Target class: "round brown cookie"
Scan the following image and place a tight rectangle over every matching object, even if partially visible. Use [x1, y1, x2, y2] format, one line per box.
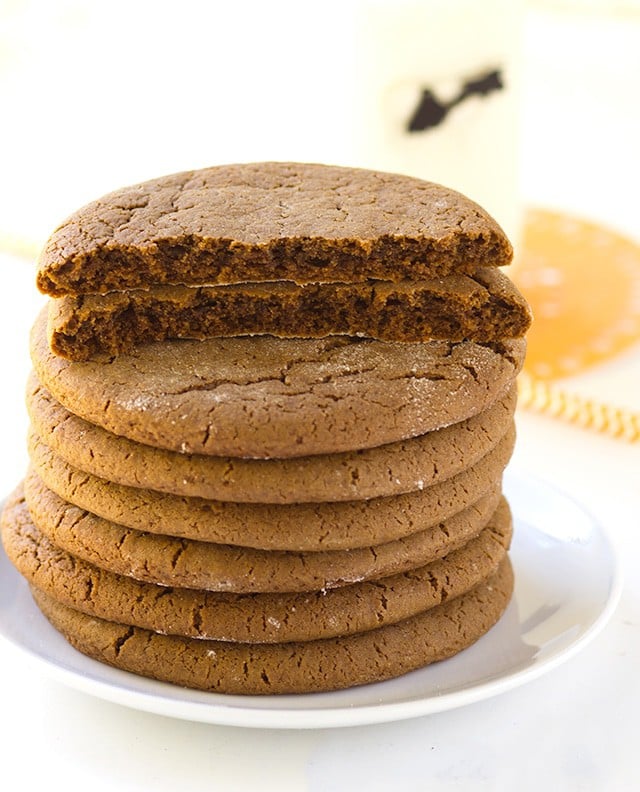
[3, 486, 512, 643]
[30, 307, 526, 458]
[27, 372, 517, 503]
[31, 557, 514, 694]
[24, 472, 502, 593]
[36, 162, 513, 298]
[28, 426, 515, 551]
[47, 269, 531, 361]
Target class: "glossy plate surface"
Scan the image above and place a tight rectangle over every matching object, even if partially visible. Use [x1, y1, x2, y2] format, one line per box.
[0, 469, 621, 729]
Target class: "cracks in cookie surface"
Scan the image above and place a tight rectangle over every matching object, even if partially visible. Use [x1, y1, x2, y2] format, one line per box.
[31, 304, 524, 458]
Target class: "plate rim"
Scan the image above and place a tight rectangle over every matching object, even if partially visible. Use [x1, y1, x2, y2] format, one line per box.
[0, 469, 623, 729]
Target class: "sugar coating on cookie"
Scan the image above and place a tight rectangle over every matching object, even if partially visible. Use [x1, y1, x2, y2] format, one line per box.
[31, 558, 514, 694]
[28, 426, 515, 551]
[37, 162, 513, 297]
[24, 473, 503, 593]
[2, 487, 512, 643]
[27, 373, 517, 503]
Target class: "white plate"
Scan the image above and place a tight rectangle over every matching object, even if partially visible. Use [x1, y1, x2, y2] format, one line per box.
[0, 469, 622, 729]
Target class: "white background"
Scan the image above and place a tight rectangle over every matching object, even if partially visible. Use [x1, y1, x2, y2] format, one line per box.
[0, 2, 639, 789]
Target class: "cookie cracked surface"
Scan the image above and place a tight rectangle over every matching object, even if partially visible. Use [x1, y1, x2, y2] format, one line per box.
[2, 485, 512, 644]
[28, 426, 515, 551]
[30, 558, 514, 694]
[27, 374, 517, 503]
[37, 162, 513, 297]
[23, 472, 503, 593]
[31, 307, 526, 458]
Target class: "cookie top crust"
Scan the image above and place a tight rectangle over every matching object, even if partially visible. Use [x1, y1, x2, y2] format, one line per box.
[30, 307, 525, 458]
[36, 162, 513, 296]
[27, 373, 516, 503]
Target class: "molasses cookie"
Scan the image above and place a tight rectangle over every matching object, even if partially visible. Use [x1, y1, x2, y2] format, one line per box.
[37, 162, 513, 297]
[31, 557, 514, 694]
[31, 307, 526, 458]
[28, 426, 515, 551]
[3, 486, 512, 643]
[48, 268, 531, 361]
[24, 473, 502, 593]
[27, 373, 517, 502]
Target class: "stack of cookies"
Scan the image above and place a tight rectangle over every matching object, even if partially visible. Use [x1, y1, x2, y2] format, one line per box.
[1, 163, 530, 694]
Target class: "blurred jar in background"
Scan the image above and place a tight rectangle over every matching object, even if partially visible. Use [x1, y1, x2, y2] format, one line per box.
[351, 0, 523, 248]
[520, 0, 640, 236]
